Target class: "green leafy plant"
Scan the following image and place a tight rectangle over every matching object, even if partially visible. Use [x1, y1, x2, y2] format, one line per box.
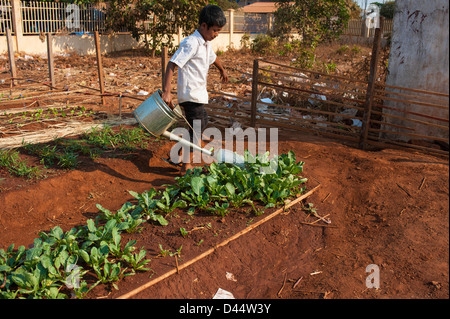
[122, 249, 151, 272]
[0, 149, 41, 178]
[179, 227, 189, 237]
[155, 189, 187, 215]
[129, 189, 169, 226]
[0, 150, 308, 299]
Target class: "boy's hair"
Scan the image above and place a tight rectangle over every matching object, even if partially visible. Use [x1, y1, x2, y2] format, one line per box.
[199, 5, 227, 28]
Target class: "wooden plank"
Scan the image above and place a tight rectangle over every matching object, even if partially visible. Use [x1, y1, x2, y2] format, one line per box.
[259, 67, 369, 93]
[0, 118, 137, 150]
[161, 47, 168, 90]
[371, 109, 449, 131]
[256, 118, 360, 143]
[371, 101, 449, 123]
[250, 58, 259, 127]
[257, 80, 367, 110]
[94, 31, 106, 105]
[259, 58, 369, 85]
[366, 137, 449, 157]
[374, 93, 449, 110]
[374, 88, 449, 107]
[376, 81, 450, 98]
[116, 185, 321, 299]
[359, 19, 383, 150]
[209, 90, 252, 102]
[254, 100, 364, 122]
[256, 113, 360, 137]
[368, 127, 449, 143]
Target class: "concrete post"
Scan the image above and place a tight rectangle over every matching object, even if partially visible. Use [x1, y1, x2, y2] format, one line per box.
[10, 0, 24, 52]
[228, 9, 234, 49]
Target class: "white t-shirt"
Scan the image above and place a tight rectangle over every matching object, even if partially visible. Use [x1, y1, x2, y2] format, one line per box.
[170, 29, 217, 104]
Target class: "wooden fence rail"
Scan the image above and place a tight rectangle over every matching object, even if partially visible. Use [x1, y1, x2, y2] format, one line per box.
[206, 22, 448, 157]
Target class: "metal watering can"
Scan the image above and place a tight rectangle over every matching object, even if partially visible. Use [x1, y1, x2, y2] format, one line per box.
[133, 90, 245, 165]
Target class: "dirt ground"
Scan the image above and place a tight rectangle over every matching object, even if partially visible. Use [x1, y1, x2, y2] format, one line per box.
[0, 45, 448, 300]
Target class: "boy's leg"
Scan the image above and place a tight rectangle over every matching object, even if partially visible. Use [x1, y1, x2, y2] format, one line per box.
[179, 102, 208, 174]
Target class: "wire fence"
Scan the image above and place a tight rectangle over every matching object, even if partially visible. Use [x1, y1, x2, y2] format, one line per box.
[0, 0, 12, 34]
[21, 1, 107, 35]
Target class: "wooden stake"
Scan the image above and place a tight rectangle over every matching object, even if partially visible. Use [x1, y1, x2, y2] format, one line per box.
[119, 94, 122, 118]
[418, 177, 426, 190]
[250, 58, 260, 127]
[397, 183, 412, 197]
[293, 276, 303, 289]
[277, 272, 287, 297]
[46, 33, 55, 90]
[116, 184, 321, 299]
[94, 31, 106, 106]
[298, 221, 338, 228]
[321, 193, 331, 203]
[6, 29, 17, 87]
[161, 47, 168, 91]
[359, 17, 384, 150]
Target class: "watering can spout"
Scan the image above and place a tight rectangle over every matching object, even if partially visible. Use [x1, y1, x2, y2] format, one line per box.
[133, 90, 245, 166]
[162, 131, 245, 166]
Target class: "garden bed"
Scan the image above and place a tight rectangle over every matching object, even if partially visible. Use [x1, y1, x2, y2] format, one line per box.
[0, 48, 448, 299]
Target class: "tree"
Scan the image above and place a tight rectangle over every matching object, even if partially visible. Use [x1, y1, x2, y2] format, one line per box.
[105, 0, 210, 55]
[39, 0, 101, 4]
[372, 1, 396, 19]
[273, 0, 351, 45]
[215, 0, 239, 11]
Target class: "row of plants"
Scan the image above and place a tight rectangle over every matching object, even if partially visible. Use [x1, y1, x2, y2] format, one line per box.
[0, 150, 308, 299]
[0, 202, 150, 299]
[1, 106, 95, 126]
[128, 150, 308, 225]
[0, 126, 154, 176]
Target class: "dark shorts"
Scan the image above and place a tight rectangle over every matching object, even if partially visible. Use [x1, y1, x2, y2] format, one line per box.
[180, 101, 208, 143]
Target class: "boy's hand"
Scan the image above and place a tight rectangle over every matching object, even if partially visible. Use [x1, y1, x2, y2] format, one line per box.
[220, 69, 229, 83]
[161, 90, 174, 109]
[214, 58, 228, 83]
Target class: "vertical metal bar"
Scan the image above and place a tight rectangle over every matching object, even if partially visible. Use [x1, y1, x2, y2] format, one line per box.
[250, 58, 259, 127]
[50, 1, 54, 33]
[359, 17, 384, 149]
[94, 31, 106, 106]
[22, 0, 26, 34]
[47, 33, 55, 89]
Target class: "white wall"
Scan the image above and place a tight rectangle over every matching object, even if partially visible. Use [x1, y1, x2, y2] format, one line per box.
[0, 31, 255, 56]
[382, 0, 449, 141]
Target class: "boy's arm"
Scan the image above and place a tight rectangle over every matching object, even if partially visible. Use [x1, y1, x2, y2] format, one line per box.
[162, 61, 177, 109]
[213, 58, 228, 83]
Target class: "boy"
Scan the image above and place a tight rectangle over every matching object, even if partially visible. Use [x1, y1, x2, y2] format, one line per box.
[161, 4, 228, 175]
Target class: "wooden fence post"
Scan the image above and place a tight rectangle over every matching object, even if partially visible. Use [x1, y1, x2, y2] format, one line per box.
[250, 58, 260, 127]
[94, 31, 106, 106]
[161, 47, 168, 91]
[6, 29, 17, 87]
[46, 33, 55, 89]
[359, 17, 384, 150]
